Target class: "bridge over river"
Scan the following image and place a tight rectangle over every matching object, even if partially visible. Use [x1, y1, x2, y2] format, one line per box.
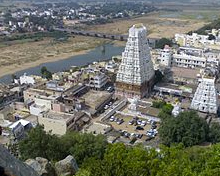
[54, 27, 159, 47]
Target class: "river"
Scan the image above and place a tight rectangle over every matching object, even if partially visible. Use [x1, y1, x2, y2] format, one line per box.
[0, 44, 124, 84]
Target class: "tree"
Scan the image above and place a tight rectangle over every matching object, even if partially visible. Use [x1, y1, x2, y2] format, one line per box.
[162, 104, 173, 115]
[40, 66, 47, 75]
[208, 122, 220, 144]
[61, 132, 107, 165]
[19, 125, 65, 161]
[152, 100, 166, 108]
[19, 126, 107, 165]
[159, 111, 209, 147]
[155, 38, 173, 49]
[77, 143, 220, 176]
[40, 66, 52, 80]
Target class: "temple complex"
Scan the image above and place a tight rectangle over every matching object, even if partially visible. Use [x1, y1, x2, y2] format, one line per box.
[115, 24, 155, 99]
[190, 77, 218, 114]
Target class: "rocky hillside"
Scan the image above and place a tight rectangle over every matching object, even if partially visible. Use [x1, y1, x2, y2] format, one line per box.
[0, 144, 39, 176]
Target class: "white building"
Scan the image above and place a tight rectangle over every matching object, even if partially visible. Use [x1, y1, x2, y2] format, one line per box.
[190, 77, 218, 114]
[173, 47, 220, 69]
[19, 73, 36, 85]
[157, 45, 172, 67]
[87, 73, 108, 90]
[175, 32, 220, 49]
[115, 24, 155, 98]
[29, 104, 47, 116]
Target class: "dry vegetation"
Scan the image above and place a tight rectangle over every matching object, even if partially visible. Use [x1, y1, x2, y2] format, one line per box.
[86, 12, 208, 38]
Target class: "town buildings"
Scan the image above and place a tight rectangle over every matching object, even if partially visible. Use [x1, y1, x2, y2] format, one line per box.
[115, 24, 155, 99]
[175, 30, 220, 49]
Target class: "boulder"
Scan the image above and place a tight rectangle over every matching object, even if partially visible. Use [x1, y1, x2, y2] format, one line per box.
[25, 157, 55, 176]
[0, 144, 39, 176]
[55, 155, 78, 176]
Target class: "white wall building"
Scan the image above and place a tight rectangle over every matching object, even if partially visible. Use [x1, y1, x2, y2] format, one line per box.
[190, 78, 218, 114]
[172, 47, 220, 69]
[19, 73, 36, 85]
[157, 45, 172, 67]
[175, 32, 220, 49]
[87, 73, 108, 89]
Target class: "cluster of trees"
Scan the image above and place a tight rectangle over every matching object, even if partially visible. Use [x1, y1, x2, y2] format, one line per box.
[155, 38, 174, 49]
[19, 123, 220, 175]
[76, 143, 220, 176]
[19, 125, 107, 165]
[0, 31, 69, 43]
[40, 66, 52, 80]
[195, 18, 220, 35]
[83, 2, 156, 17]
[159, 110, 220, 147]
[152, 100, 174, 118]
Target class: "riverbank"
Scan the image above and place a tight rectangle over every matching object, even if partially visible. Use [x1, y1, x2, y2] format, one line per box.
[0, 35, 111, 78]
[0, 44, 124, 84]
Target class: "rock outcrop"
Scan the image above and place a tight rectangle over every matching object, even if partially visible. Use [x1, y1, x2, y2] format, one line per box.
[25, 157, 55, 176]
[0, 144, 39, 176]
[55, 155, 78, 176]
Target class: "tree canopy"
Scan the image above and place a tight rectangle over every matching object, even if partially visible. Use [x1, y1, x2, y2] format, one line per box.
[40, 66, 52, 80]
[76, 143, 220, 176]
[155, 38, 173, 49]
[159, 111, 209, 147]
[19, 125, 107, 165]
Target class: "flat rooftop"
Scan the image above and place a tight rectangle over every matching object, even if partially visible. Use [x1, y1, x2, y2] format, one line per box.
[171, 67, 200, 79]
[82, 90, 112, 109]
[42, 110, 85, 121]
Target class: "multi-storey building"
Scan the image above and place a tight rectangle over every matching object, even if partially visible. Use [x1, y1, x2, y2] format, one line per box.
[173, 47, 220, 69]
[157, 45, 172, 67]
[115, 24, 155, 99]
[190, 77, 218, 114]
[86, 72, 108, 90]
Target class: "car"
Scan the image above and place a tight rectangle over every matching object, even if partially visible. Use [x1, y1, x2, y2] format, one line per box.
[141, 121, 146, 127]
[109, 101, 113, 106]
[137, 120, 142, 125]
[128, 120, 134, 125]
[130, 133, 136, 137]
[117, 119, 124, 125]
[104, 105, 109, 110]
[110, 116, 115, 122]
[124, 132, 130, 138]
[114, 117, 119, 122]
[136, 126, 144, 130]
[135, 134, 143, 139]
[152, 124, 157, 129]
[151, 120, 156, 125]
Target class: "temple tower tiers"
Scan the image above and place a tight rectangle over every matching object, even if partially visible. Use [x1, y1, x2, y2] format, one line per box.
[190, 78, 218, 114]
[115, 24, 155, 99]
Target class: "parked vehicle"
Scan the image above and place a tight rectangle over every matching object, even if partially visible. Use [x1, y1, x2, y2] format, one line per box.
[136, 126, 144, 130]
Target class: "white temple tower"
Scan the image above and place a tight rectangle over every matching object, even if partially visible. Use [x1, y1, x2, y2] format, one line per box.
[190, 78, 218, 114]
[115, 24, 155, 98]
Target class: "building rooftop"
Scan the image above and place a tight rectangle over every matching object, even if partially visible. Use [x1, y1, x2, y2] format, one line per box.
[41, 110, 85, 122]
[171, 67, 200, 79]
[82, 90, 112, 109]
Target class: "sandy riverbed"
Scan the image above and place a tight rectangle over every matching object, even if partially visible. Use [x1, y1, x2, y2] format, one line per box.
[0, 36, 106, 78]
